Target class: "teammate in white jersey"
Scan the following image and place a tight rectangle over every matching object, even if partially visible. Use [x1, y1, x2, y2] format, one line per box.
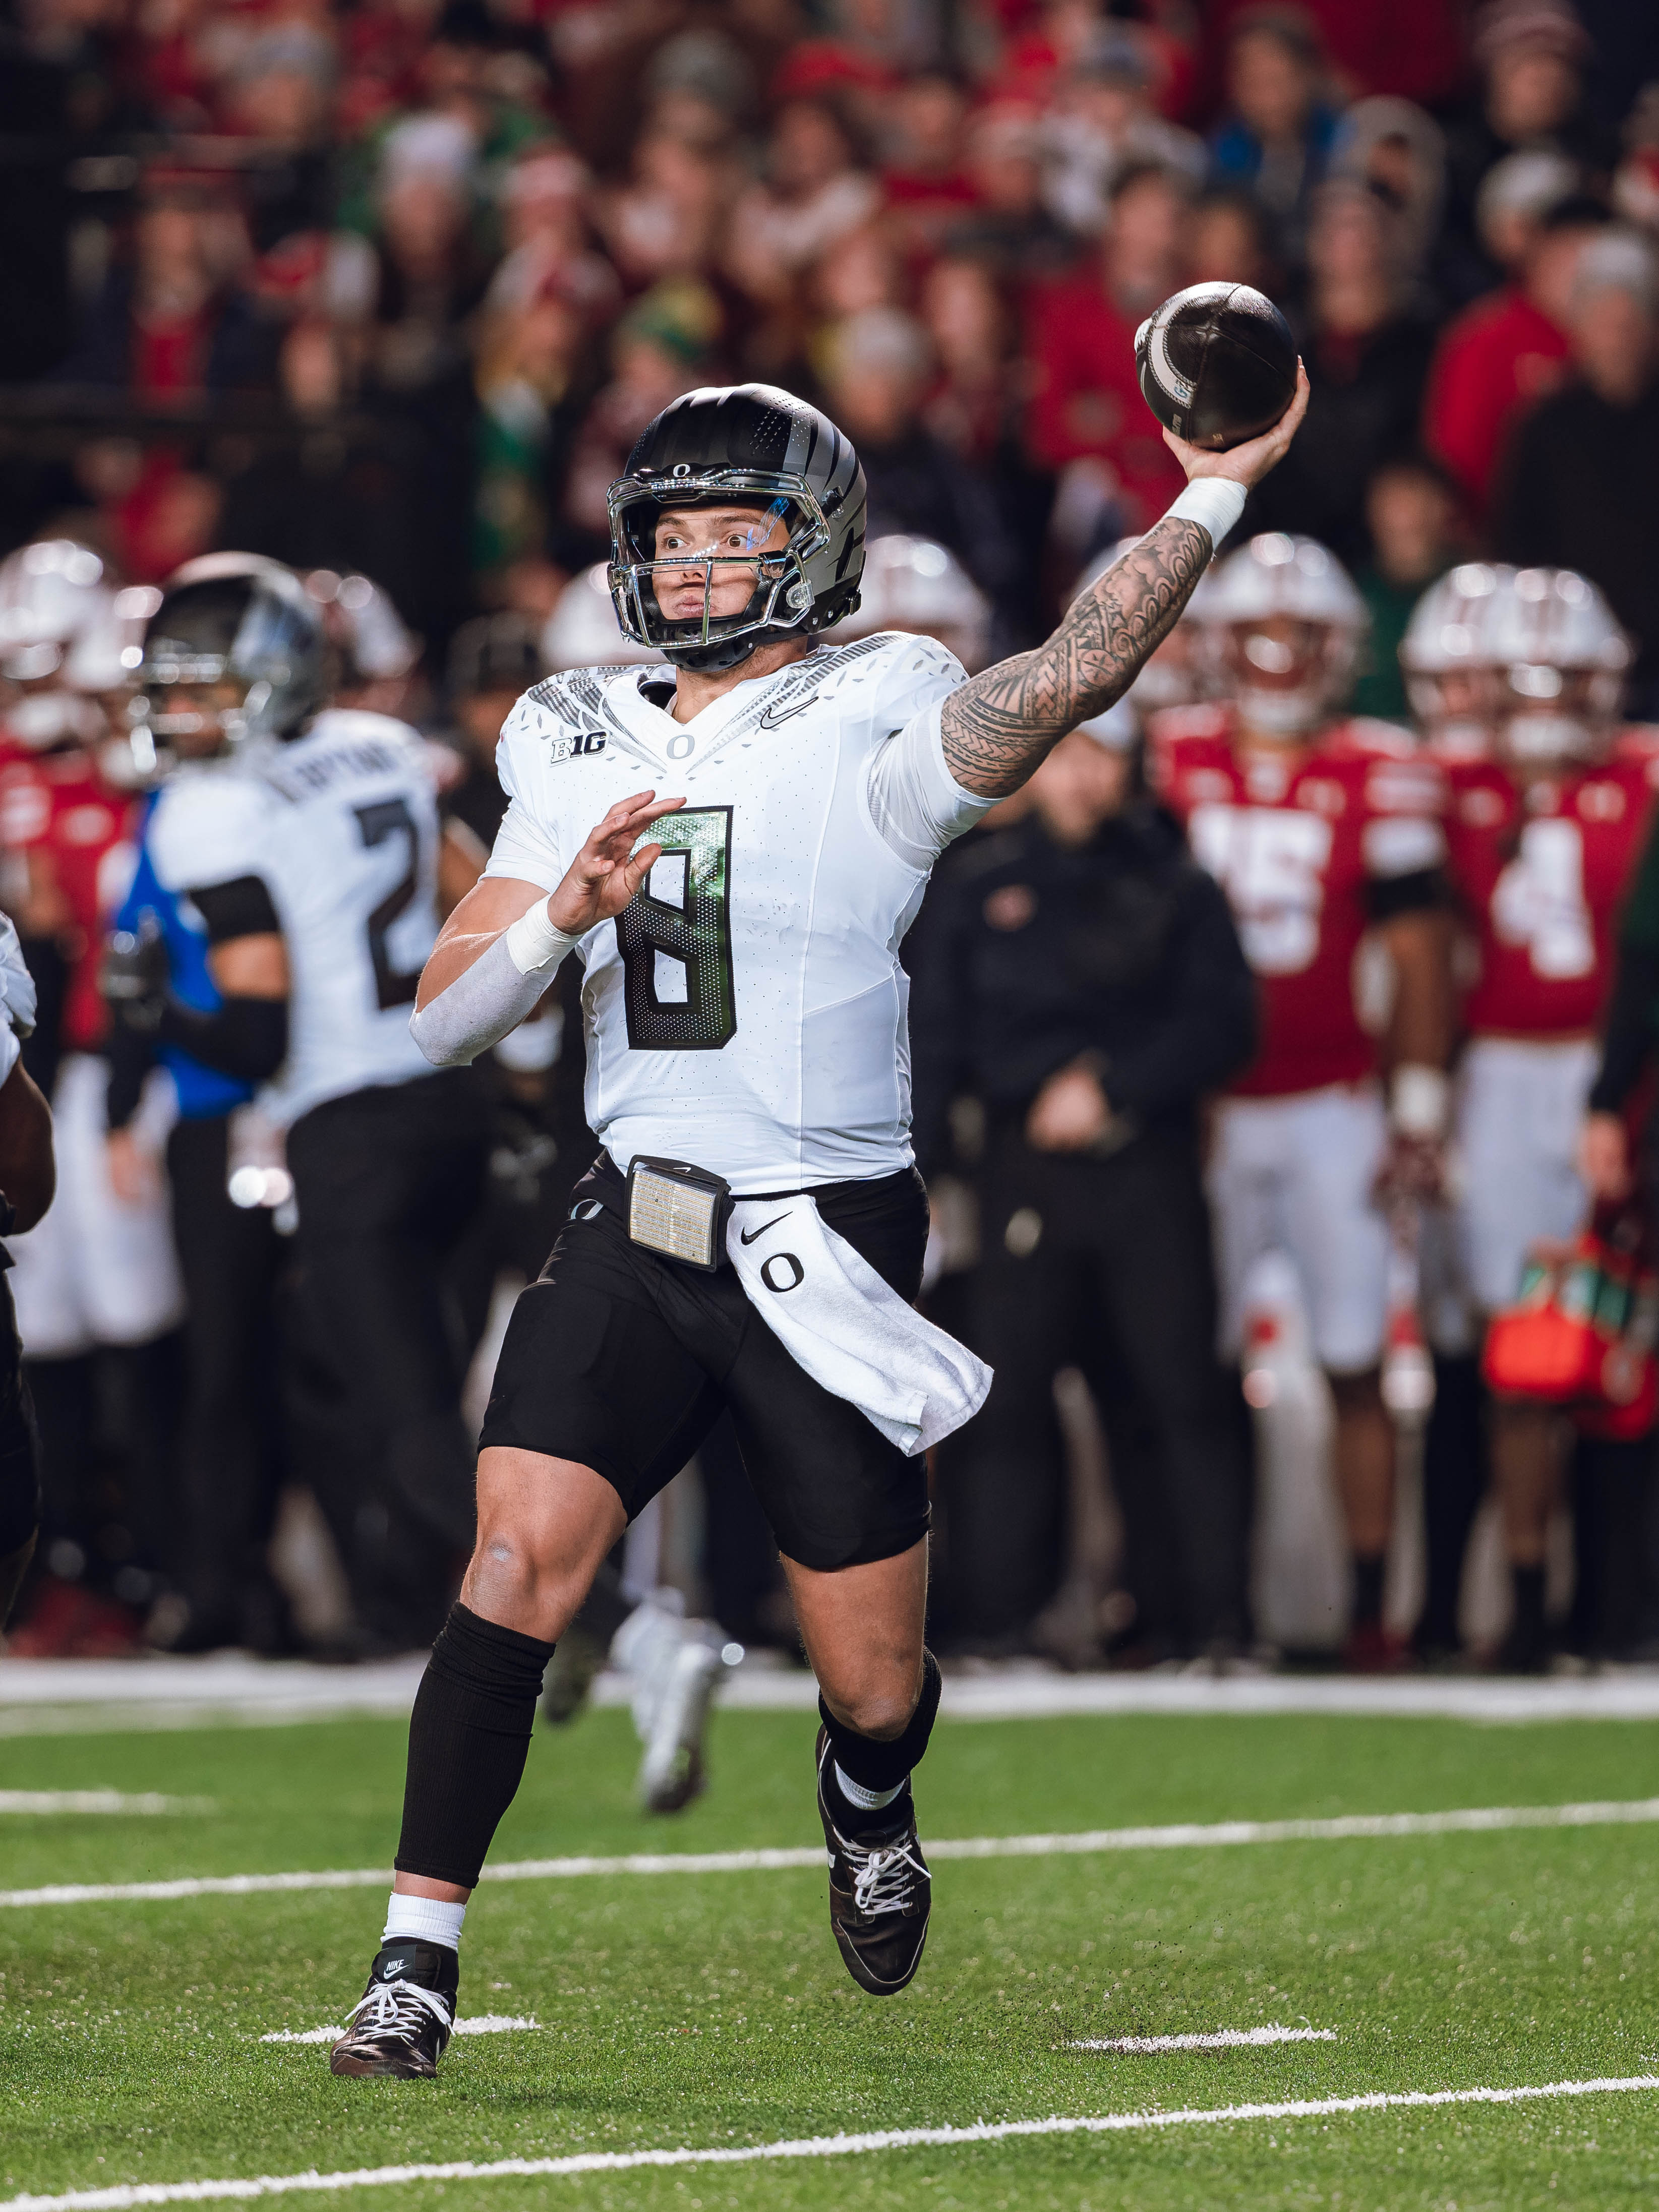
[118, 557, 490, 1632]
[328, 373, 1309, 2080]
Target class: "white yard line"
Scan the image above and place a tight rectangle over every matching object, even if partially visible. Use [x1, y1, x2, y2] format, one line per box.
[16, 1653, 1659, 1729]
[7, 1795, 1659, 1911]
[4, 2075, 1656, 2210]
[1072, 2025, 1336, 2053]
[260, 2018, 537, 2046]
[0, 1792, 213, 1816]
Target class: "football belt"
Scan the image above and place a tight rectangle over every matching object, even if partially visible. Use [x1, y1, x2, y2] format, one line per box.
[625, 1155, 733, 1273]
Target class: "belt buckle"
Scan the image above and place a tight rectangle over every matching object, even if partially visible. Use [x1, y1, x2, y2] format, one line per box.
[626, 1155, 732, 1272]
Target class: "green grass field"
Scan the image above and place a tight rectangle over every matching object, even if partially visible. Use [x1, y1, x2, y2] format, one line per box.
[5, 1703, 1659, 2210]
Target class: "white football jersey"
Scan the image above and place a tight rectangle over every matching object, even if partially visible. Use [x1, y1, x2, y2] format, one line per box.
[484, 631, 985, 1191]
[148, 709, 443, 1126]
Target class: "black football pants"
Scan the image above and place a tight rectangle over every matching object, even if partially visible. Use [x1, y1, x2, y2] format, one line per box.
[940, 1125, 1251, 1652]
[285, 1070, 491, 1576]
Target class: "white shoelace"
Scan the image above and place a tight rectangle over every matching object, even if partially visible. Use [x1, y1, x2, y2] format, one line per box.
[342, 1978, 453, 2045]
[848, 1836, 927, 1918]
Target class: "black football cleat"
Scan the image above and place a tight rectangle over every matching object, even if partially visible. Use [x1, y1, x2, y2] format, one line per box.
[815, 1727, 931, 1996]
[329, 1939, 457, 2079]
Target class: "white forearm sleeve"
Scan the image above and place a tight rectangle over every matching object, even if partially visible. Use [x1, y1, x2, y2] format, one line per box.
[408, 915, 576, 1068]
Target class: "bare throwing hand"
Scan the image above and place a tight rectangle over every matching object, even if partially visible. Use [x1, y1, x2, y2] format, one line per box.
[547, 790, 685, 937]
[1164, 360, 1311, 492]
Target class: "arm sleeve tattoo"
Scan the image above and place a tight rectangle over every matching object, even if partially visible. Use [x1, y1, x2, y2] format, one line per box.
[938, 514, 1213, 797]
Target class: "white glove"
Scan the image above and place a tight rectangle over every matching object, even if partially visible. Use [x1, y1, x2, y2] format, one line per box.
[0, 913, 36, 1040]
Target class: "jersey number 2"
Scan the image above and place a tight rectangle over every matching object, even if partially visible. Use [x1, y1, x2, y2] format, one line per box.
[353, 798, 423, 1010]
[616, 806, 736, 1050]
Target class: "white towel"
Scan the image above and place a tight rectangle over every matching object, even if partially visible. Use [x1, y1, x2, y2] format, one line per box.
[726, 1194, 992, 1456]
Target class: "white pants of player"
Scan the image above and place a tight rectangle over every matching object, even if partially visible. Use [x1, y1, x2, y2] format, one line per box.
[1454, 1036, 1597, 1316]
[8, 1051, 187, 1357]
[1208, 1081, 1390, 1374]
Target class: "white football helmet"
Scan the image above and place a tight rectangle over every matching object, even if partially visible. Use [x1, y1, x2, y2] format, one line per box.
[1202, 532, 1369, 739]
[1486, 567, 1630, 769]
[1071, 535, 1217, 717]
[1399, 563, 1516, 760]
[541, 562, 666, 674]
[838, 536, 992, 673]
[0, 539, 119, 749]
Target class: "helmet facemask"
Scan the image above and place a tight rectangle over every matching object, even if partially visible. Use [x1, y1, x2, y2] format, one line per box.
[1494, 663, 1624, 771]
[608, 473, 842, 673]
[1218, 616, 1357, 739]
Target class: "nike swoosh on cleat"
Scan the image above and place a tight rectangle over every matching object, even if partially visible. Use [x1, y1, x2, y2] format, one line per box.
[740, 1212, 794, 1244]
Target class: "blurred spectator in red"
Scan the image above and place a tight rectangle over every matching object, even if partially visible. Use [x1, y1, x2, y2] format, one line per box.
[366, 120, 491, 395]
[819, 305, 1023, 622]
[1204, 0, 1464, 111]
[1039, 25, 1203, 243]
[879, 72, 978, 263]
[940, 101, 1075, 279]
[560, 279, 724, 555]
[1207, 7, 1339, 271]
[1349, 453, 1466, 721]
[1185, 187, 1279, 289]
[726, 97, 881, 308]
[1613, 86, 1659, 235]
[1423, 187, 1608, 522]
[1026, 160, 1192, 535]
[1441, 0, 1619, 293]
[485, 149, 620, 324]
[221, 27, 341, 262]
[920, 254, 1052, 645]
[1494, 228, 1659, 710]
[599, 133, 733, 289]
[54, 176, 276, 400]
[1248, 181, 1438, 565]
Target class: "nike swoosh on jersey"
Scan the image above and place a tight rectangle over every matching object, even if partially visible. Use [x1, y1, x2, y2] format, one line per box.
[758, 694, 817, 728]
[739, 1211, 795, 1244]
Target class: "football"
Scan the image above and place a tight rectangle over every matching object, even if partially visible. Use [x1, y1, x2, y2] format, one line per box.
[1135, 282, 1298, 451]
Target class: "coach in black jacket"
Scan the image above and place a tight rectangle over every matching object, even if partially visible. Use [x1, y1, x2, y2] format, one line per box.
[910, 708, 1257, 1659]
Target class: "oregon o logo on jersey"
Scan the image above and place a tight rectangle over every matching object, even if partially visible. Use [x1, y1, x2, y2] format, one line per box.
[617, 807, 737, 1050]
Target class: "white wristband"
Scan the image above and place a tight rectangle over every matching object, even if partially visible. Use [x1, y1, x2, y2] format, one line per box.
[1391, 1063, 1450, 1140]
[1167, 479, 1248, 549]
[503, 898, 577, 978]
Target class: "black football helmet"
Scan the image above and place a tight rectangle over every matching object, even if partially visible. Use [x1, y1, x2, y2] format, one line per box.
[138, 554, 329, 749]
[607, 383, 867, 673]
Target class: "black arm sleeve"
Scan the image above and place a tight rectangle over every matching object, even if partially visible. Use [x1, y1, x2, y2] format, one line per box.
[1101, 872, 1259, 1116]
[154, 994, 288, 1083]
[104, 1021, 157, 1132]
[189, 875, 281, 943]
[1588, 941, 1659, 1115]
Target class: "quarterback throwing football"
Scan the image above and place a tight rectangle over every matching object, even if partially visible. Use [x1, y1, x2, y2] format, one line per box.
[329, 370, 1307, 2078]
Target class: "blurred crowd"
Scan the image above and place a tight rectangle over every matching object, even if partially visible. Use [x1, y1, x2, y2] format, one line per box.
[4, 0, 1659, 1674]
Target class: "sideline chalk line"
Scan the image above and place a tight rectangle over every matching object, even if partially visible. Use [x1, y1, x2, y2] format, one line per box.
[1072, 2025, 1336, 2053]
[8, 1794, 1659, 1910]
[0, 1791, 213, 1817]
[260, 2017, 537, 2046]
[5, 2074, 1656, 2210]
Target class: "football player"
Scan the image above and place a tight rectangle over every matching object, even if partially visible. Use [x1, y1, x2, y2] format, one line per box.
[0, 541, 185, 1656]
[110, 555, 492, 1646]
[323, 367, 1308, 2080]
[0, 913, 55, 1630]
[1440, 567, 1650, 1670]
[1150, 533, 1456, 1670]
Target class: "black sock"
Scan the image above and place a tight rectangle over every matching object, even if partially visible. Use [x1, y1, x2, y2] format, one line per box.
[819, 1650, 941, 1833]
[394, 1602, 556, 1889]
[1510, 1564, 1547, 1650]
[1351, 1554, 1387, 1630]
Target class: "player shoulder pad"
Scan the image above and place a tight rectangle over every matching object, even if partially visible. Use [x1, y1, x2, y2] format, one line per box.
[306, 707, 424, 753]
[508, 668, 618, 763]
[1359, 749, 1446, 818]
[1147, 702, 1230, 747]
[149, 766, 275, 892]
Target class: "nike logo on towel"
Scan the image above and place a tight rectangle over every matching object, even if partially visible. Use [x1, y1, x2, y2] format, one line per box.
[740, 1212, 794, 1244]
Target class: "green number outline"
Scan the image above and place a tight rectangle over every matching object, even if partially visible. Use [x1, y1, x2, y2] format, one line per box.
[615, 805, 737, 1050]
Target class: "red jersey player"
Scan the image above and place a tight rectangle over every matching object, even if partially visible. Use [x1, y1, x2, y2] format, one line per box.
[1151, 532, 1455, 1667]
[1441, 565, 1650, 1669]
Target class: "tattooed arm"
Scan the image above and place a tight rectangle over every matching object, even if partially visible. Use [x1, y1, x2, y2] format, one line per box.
[939, 365, 1310, 797]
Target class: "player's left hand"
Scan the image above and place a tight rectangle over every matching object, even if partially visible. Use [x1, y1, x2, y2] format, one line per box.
[1580, 1110, 1633, 1202]
[1026, 1062, 1111, 1152]
[547, 789, 686, 936]
[1372, 1129, 1448, 1209]
[1164, 360, 1310, 491]
[106, 1127, 159, 1206]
